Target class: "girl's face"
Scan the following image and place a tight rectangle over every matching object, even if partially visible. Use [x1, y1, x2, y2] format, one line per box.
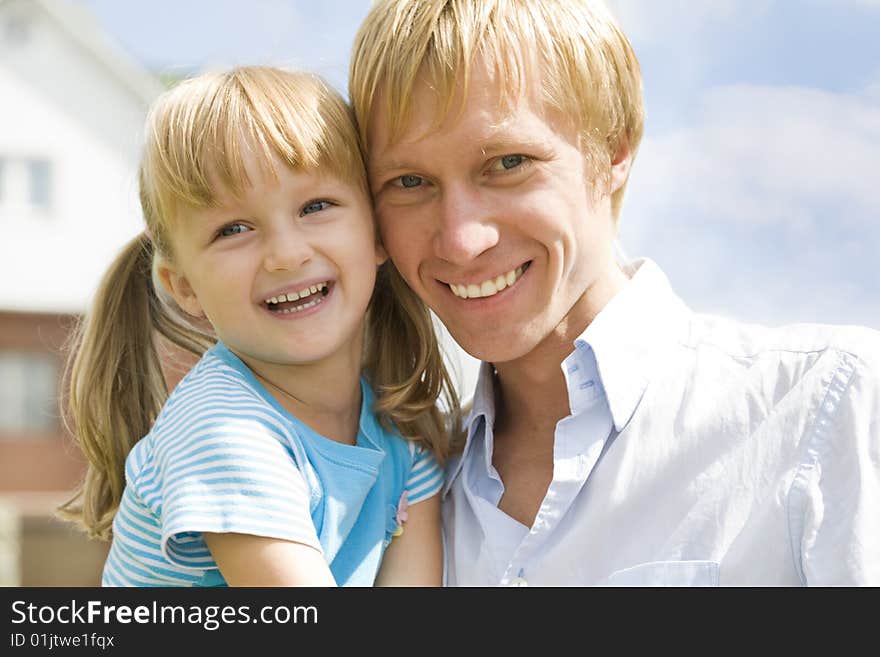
[159, 155, 385, 373]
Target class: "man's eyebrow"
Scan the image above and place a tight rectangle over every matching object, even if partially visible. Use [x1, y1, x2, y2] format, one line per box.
[371, 137, 551, 178]
[478, 136, 550, 156]
[369, 158, 415, 179]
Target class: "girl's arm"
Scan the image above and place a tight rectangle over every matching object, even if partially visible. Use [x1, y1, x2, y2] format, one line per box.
[373, 494, 442, 586]
[203, 532, 336, 586]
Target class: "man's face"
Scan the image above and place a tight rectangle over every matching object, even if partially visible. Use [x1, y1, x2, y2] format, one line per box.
[367, 62, 630, 365]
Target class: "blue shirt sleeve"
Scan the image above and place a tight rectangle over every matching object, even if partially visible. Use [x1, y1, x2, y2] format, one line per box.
[404, 442, 444, 505]
[155, 414, 321, 569]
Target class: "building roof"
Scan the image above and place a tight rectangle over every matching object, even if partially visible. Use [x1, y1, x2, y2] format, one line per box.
[0, 0, 165, 103]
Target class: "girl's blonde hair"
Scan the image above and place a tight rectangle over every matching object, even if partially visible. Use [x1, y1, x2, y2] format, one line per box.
[350, 0, 645, 220]
[59, 66, 460, 541]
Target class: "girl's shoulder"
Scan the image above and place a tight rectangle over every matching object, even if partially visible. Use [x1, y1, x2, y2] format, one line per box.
[149, 344, 288, 445]
[178, 342, 253, 386]
[163, 344, 262, 407]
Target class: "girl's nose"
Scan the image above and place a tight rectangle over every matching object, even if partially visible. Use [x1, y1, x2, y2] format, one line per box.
[263, 229, 312, 272]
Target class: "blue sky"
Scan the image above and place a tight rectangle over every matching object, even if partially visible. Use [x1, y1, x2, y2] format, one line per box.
[75, 0, 879, 330]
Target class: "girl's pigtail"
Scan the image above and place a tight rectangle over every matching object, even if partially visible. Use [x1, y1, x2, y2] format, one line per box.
[57, 233, 212, 540]
[364, 263, 462, 463]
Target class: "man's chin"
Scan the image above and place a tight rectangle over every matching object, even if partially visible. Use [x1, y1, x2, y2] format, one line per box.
[447, 327, 539, 365]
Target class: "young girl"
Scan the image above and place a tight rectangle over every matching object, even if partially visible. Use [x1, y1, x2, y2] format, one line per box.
[58, 66, 460, 586]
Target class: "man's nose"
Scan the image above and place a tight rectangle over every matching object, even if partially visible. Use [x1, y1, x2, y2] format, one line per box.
[433, 183, 499, 264]
[263, 226, 312, 272]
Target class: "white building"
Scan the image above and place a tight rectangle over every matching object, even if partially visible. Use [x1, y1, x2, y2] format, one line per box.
[0, 0, 480, 394]
[0, 0, 163, 585]
[0, 0, 163, 314]
[0, 0, 479, 583]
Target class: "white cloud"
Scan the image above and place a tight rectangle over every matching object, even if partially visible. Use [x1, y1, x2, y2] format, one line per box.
[638, 85, 879, 224]
[620, 83, 880, 328]
[867, 67, 880, 100]
[822, 0, 880, 7]
[605, 0, 770, 44]
[607, 0, 880, 41]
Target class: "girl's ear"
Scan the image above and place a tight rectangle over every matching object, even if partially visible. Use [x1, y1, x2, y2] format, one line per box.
[156, 260, 205, 318]
[375, 241, 388, 267]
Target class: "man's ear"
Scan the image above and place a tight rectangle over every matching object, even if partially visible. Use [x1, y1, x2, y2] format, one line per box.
[156, 260, 204, 318]
[608, 142, 633, 195]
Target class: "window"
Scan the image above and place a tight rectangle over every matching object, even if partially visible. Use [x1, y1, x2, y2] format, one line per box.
[0, 156, 53, 213]
[28, 159, 51, 209]
[3, 15, 31, 46]
[0, 352, 59, 434]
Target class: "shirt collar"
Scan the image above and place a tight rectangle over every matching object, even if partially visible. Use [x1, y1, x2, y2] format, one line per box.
[579, 258, 690, 432]
[444, 361, 496, 496]
[443, 258, 690, 493]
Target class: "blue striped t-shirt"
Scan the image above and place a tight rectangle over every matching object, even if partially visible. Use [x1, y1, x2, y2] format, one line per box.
[102, 342, 443, 587]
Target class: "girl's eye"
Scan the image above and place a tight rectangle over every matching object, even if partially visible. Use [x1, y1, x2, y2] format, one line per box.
[301, 200, 333, 215]
[218, 222, 249, 238]
[492, 154, 528, 171]
[393, 174, 424, 189]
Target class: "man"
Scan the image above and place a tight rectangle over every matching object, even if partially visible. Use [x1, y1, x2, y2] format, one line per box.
[349, 0, 880, 585]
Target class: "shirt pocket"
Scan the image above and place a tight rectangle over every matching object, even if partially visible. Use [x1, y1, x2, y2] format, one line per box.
[600, 560, 720, 587]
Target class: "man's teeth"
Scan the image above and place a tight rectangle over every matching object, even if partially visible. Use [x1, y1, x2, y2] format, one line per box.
[449, 266, 524, 300]
[265, 282, 328, 305]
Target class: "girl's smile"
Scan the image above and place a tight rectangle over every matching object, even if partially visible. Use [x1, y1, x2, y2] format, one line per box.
[262, 279, 334, 319]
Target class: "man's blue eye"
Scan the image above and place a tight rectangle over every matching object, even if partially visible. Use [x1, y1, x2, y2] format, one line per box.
[500, 155, 524, 169]
[219, 223, 248, 238]
[302, 200, 332, 215]
[397, 175, 423, 188]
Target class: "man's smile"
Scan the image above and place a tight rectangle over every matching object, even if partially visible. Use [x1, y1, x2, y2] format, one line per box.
[445, 261, 532, 300]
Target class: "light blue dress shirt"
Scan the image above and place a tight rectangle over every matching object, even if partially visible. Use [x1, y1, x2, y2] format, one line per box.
[442, 259, 880, 586]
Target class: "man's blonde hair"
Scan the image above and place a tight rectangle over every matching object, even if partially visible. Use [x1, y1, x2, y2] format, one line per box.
[350, 0, 645, 219]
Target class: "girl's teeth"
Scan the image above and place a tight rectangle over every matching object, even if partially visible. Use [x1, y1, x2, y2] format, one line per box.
[278, 297, 322, 313]
[265, 282, 328, 305]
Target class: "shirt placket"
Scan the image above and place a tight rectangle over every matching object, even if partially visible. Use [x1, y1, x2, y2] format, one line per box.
[498, 346, 614, 586]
